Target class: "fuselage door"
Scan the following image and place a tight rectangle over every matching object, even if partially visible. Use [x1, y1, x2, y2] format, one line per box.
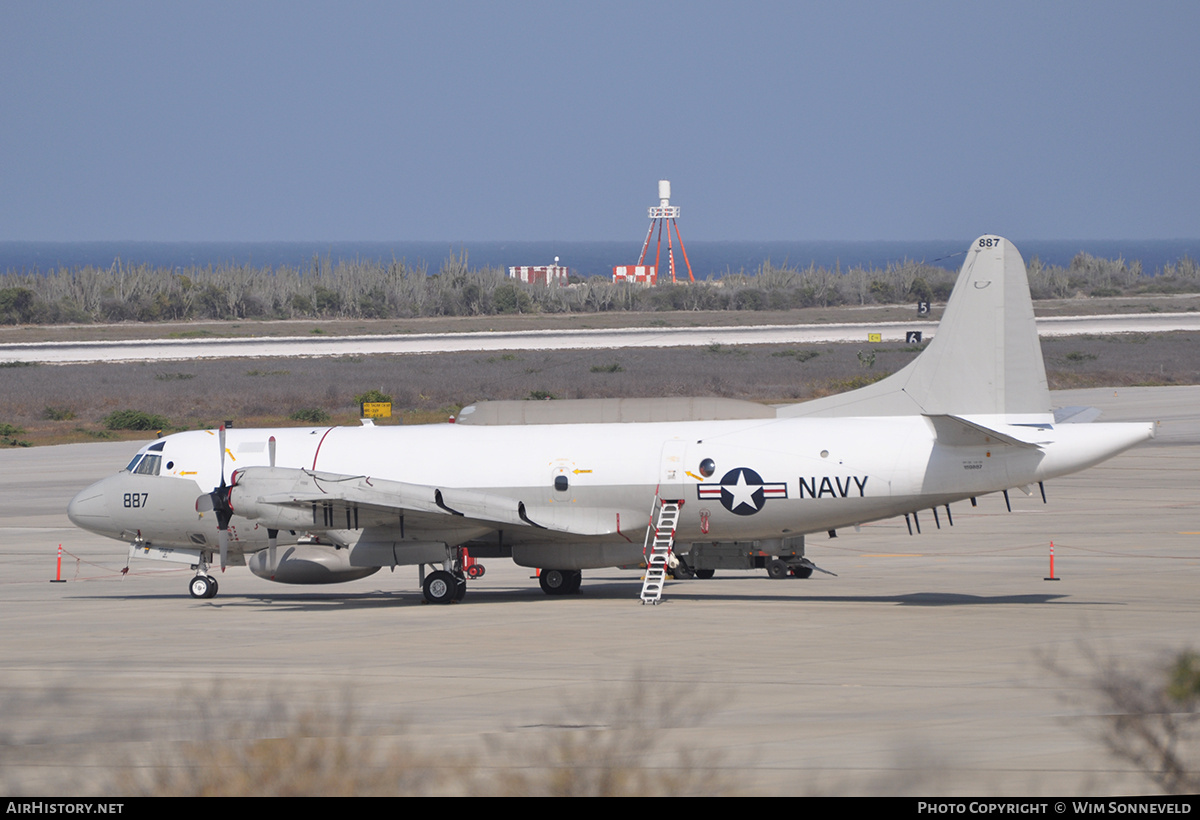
[659, 439, 688, 502]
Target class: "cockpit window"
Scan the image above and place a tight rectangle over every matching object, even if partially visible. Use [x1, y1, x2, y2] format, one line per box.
[133, 454, 162, 476]
[125, 455, 142, 472]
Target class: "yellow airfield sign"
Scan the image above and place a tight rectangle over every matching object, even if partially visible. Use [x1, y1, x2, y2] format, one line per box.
[362, 402, 392, 418]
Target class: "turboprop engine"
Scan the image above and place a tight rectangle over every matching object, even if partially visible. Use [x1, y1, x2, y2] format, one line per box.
[247, 544, 381, 585]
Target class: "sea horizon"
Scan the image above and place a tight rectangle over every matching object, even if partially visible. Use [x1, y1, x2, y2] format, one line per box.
[3, 238, 1197, 279]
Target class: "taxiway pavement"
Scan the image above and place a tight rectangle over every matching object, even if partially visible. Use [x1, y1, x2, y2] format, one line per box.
[1, 385, 1196, 795]
[5, 313, 1200, 363]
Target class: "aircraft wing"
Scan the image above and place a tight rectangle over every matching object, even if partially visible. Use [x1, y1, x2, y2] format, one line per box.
[227, 466, 629, 539]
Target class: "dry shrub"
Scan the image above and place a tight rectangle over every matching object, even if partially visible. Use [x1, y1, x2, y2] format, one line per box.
[1048, 647, 1200, 795]
[486, 678, 729, 797]
[117, 691, 452, 797]
[112, 679, 729, 797]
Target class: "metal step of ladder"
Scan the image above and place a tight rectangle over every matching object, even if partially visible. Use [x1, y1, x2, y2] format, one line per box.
[640, 498, 680, 604]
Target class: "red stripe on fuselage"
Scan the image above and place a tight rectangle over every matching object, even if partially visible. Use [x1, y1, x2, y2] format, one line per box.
[312, 427, 335, 472]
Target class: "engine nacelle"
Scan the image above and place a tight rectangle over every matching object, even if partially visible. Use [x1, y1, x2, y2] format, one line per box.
[228, 467, 322, 528]
[512, 541, 643, 570]
[247, 544, 381, 585]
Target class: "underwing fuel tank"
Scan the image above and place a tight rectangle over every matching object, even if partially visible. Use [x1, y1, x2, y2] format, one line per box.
[247, 544, 381, 584]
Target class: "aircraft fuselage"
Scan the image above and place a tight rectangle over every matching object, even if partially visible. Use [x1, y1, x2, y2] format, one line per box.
[68, 414, 1153, 558]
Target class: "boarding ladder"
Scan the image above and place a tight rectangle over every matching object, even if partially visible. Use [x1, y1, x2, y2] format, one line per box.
[640, 497, 680, 604]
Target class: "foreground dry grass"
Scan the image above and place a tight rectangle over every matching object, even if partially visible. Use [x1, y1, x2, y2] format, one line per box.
[1, 680, 731, 797]
[3, 331, 1199, 447]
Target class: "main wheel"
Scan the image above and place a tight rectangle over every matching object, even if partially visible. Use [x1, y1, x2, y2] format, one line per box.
[539, 569, 569, 595]
[792, 566, 814, 579]
[189, 575, 214, 599]
[423, 570, 458, 605]
[563, 569, 582, 594]
[766, 559, 790, 579]
[695, 569, 715, 579]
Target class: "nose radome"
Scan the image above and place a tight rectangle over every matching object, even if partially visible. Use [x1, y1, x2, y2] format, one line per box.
[67, 483, 111, 530]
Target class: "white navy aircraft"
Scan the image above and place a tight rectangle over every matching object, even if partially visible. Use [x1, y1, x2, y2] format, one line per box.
[67, 236, 1154, 604]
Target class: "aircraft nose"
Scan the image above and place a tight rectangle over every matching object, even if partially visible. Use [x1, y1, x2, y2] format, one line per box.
[67, 481, 111, 532]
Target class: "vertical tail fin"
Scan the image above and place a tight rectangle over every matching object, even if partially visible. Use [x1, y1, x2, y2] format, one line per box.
[778, 235, 1050, 421]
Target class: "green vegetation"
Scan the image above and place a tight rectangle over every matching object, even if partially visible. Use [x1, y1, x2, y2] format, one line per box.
[0, 422, 30, 447]
[527, 390, 558, 400]
[154, 372, 196, 381]
[1168, 651, 1200, 703]
[288, 408, 331, 424]
[771, 349, 820, 362]
[104, 409, 169, 431]
[827, 372, 890, 392]
[354, 389, 392, 405]
[42, 406, 76, 421]
[589, 362, 624, 373]
[167, 329, 220, 339]
[2, 249, 1195, 326]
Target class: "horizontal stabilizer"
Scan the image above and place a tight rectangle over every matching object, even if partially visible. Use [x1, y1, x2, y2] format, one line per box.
[926, 415, 1046, 449]
[1053, 406, 1103, 424]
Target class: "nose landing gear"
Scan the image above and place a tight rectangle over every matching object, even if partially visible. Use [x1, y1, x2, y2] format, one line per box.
[189, 573, 218, 599]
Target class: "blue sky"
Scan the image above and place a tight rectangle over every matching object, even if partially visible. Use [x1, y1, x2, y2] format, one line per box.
[2, 1, 1197, 242]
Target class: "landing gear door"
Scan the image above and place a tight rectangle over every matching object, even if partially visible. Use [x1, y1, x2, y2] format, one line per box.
[659, 439, 688, 502]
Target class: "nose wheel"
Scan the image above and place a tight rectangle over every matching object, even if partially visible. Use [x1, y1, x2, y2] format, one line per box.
[189, 574, 218, 599]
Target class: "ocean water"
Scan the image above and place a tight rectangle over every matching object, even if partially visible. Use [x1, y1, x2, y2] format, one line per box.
[2, 239, 1196, 279]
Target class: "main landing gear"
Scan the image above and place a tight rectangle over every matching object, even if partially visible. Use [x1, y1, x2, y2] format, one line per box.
[422, 569, 467, 605]
[422, 547, 471, 605]
[538, 569, 582, 596]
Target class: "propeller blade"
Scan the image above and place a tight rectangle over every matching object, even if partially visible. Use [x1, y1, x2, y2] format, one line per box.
[218, 424, 227, 487]
[269, 436, 276, 468]
[207, 424, 233, 571]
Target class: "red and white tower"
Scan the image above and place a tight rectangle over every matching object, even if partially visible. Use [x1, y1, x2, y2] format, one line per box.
[613, 180, 695, 284]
